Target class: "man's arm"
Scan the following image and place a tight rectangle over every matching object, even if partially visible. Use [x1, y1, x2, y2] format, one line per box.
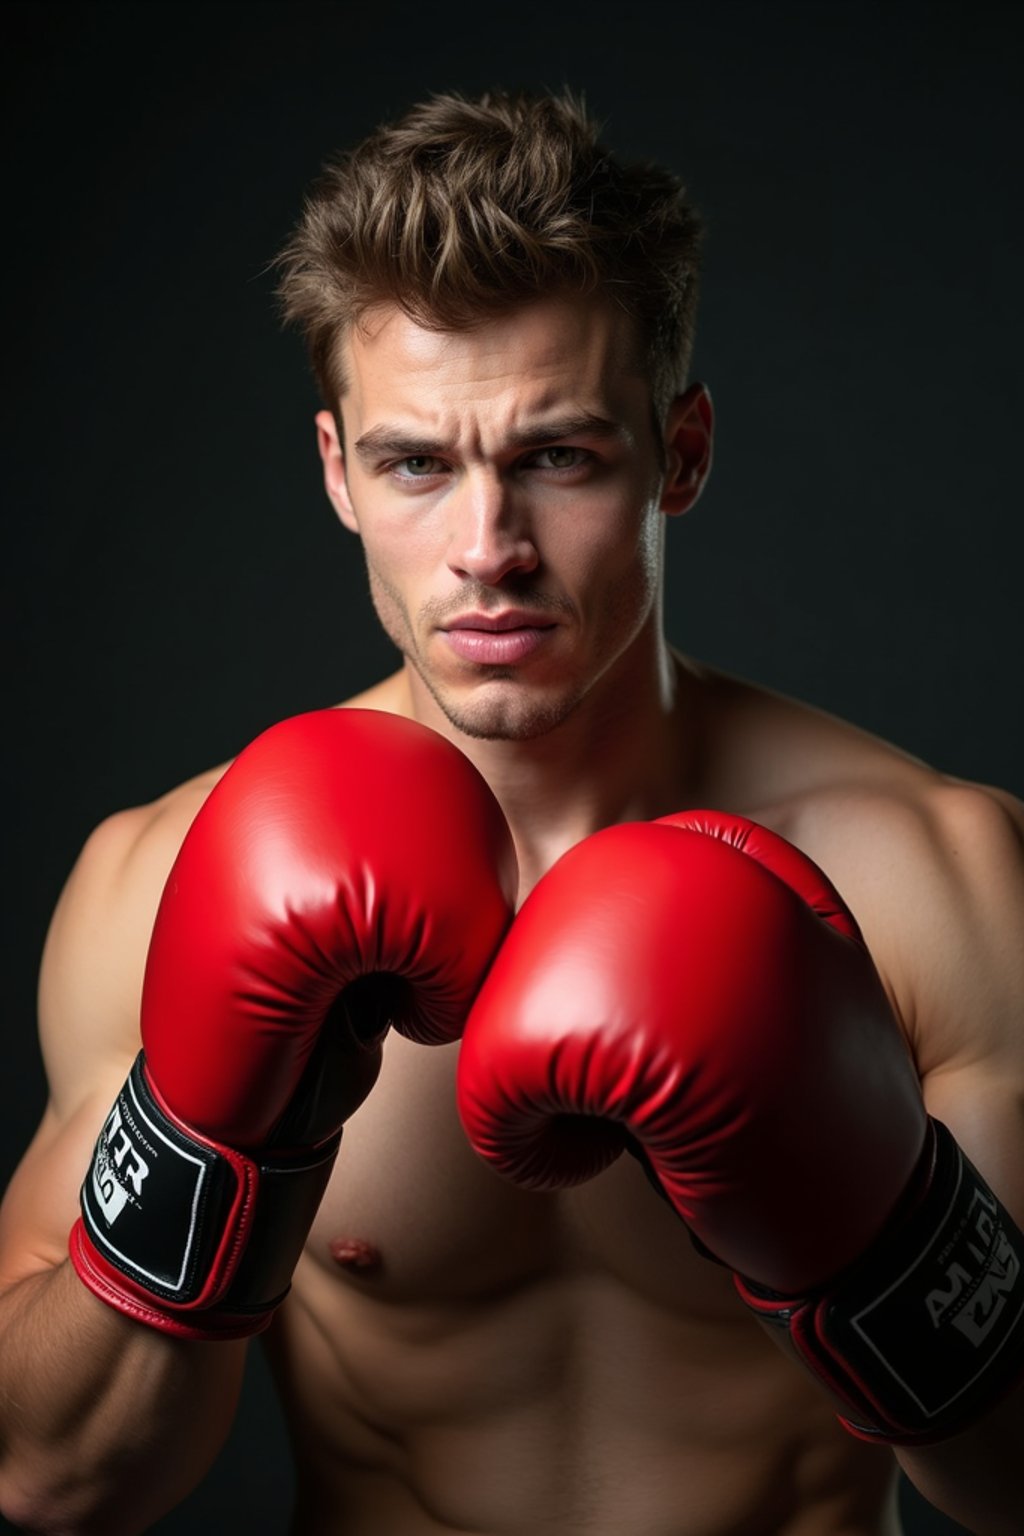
[878, 782, 1024, 1533]
[2, 709, 518, 1535]
[0, 794, 247, 1536]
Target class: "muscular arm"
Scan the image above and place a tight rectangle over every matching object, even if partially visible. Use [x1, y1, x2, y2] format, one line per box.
[0, 793, 246, 1535]
[879, 784, 1024, 1534]
[1, 708, 516, 1534]
[802, 777, 1024, 1532]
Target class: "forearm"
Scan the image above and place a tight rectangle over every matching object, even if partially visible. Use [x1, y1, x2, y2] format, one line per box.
[0, 1260, 246, 1536]
[895, 1385, 1024, 1536]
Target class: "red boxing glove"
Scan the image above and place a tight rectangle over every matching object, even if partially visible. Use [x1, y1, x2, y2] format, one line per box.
[72, 709, 516, 1339]
[457, 811, 1024, 1442]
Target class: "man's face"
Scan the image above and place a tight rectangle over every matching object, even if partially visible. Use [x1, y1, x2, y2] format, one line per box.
[319, 296, 709, 741]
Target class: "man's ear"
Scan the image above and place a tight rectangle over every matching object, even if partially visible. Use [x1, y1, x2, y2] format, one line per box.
[316, 409, 359, 532]
[660, 383, 714, 517]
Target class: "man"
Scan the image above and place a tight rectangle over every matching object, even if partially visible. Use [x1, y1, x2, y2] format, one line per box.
[1, 89, 1022, 1536]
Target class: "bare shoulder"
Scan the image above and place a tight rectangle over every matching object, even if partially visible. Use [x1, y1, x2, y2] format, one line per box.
[782, 772, 1024, 1065]
[698, 664, 1024, 1076]
[767, 760, 1022, 1099]
[37, 761, 230, 1119]
[700, 665, 1024, 1211]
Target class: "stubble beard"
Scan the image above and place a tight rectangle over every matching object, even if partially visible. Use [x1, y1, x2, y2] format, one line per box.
[409, 663, 590, 742]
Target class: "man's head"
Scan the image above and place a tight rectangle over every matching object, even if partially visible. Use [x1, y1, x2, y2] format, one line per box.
[277, 92, 712, 744]
[276, 89, 703, 431]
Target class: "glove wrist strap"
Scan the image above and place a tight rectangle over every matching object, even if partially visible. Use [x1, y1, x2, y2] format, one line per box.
[737, 1119, 1024, 1443]
[71, 1053, 339, 1339]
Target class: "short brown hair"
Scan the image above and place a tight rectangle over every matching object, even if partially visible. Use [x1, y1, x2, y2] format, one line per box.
[276, 89, 703, 420]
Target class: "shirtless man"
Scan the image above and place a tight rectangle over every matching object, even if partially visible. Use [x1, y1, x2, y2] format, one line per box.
[1, 90, 1022, 1536]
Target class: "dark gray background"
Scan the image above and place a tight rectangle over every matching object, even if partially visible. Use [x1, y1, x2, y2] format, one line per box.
[3, 2, 1021, 1531]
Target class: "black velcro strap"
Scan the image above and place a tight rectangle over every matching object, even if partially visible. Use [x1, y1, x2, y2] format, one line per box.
[826, 1120, 1024, 1437]
[741, 1120, 1024, 1441]
[80, 1054, 244, 1305]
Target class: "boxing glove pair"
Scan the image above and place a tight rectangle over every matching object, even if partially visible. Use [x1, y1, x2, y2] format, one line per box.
[73, 710, 1024, 1447]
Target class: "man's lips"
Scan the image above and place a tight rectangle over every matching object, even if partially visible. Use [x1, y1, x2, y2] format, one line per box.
[440, 610, 558, 664]
[444, 610, 557, 633]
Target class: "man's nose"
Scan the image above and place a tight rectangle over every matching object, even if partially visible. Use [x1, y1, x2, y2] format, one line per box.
[446, 471, 539, 585]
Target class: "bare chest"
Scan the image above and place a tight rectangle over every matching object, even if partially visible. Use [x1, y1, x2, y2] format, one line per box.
[304, 1033, 735, 1317]
[278, 1036, 894, 1536]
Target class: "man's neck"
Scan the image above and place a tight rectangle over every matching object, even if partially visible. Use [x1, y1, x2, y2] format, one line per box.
[395, 639, 707, 900]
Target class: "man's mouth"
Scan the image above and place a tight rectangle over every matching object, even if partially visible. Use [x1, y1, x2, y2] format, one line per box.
[441, 610, 558, 664]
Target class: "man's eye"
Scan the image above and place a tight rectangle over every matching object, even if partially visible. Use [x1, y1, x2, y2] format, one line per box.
[534, 446, 587, 471]
[395, 455, 444, 477]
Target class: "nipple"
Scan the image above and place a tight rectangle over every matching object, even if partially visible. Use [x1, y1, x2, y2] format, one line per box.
[329, 1235, 383, 1275]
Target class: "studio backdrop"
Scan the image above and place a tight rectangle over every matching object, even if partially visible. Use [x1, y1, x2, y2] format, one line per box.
[4, 4, 1021, 1533]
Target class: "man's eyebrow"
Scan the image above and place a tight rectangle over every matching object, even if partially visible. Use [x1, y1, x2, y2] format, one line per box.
[506, 413, 627, 450]
[352, 428, 445, 464]
[352, 413, 627, 465]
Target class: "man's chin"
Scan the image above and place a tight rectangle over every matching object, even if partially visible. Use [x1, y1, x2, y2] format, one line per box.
[420, 674, 582, 742]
